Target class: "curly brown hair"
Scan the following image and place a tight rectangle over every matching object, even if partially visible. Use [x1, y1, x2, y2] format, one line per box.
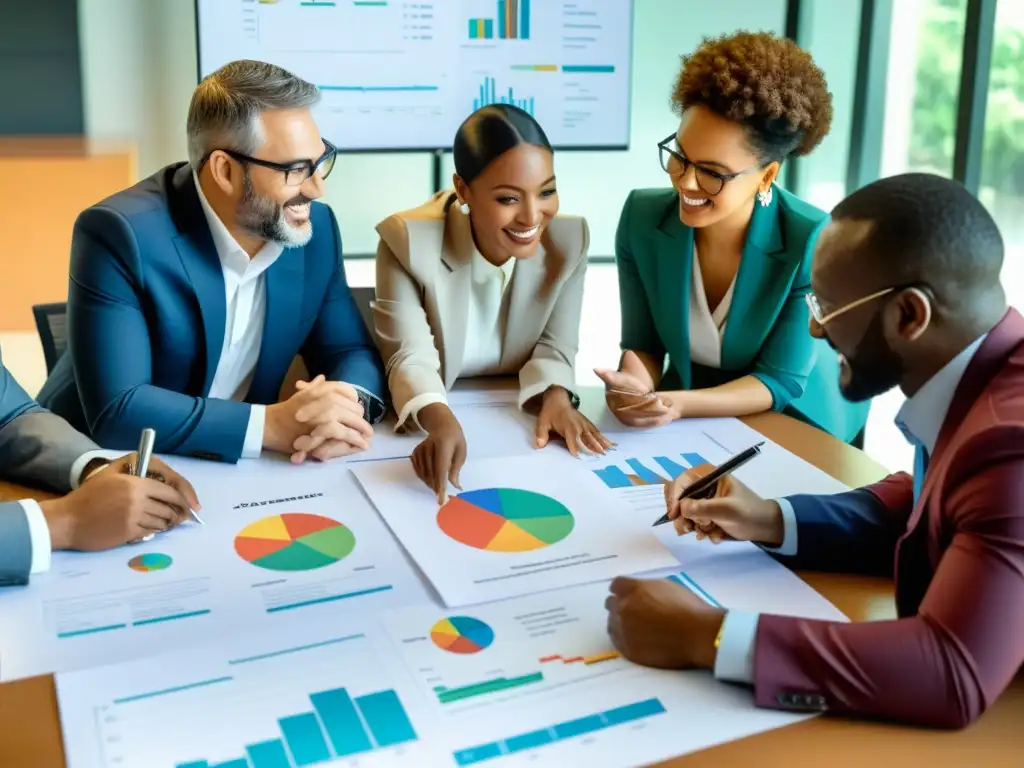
[671, 31, 832, 161]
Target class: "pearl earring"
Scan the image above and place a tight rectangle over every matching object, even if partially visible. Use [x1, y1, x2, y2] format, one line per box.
[757, 185, 773, 207]
[459, 202, 470, 214]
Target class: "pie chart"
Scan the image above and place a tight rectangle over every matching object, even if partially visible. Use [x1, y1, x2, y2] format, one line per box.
[128, 553, 172, 572]
[430, 616, 495, 654]
[234, 513, 355, 571]
[437, 488, 574, 552]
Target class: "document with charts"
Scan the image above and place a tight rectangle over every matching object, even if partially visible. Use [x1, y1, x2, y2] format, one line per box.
[350, 454, 679, 607]
[0, 464, 432, 681]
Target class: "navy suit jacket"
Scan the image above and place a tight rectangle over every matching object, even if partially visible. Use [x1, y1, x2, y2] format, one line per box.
[38, 163, 386, 463]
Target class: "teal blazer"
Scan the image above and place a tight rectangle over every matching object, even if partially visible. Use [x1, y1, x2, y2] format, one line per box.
[615, 186, 870, 443]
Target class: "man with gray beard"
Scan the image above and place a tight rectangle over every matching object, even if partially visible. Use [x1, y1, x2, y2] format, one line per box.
[38, 60, 387, 464]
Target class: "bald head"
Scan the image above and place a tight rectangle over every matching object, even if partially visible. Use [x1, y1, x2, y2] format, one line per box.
[818, 173, 1004, 309]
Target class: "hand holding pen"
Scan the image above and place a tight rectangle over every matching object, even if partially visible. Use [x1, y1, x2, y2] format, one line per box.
[123, 429, 203, 543]
[657, 443, 787, 547]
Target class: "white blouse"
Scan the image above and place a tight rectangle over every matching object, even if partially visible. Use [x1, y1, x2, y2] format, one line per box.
[688, 245, 735, 369]
[398, 251, 515, 429]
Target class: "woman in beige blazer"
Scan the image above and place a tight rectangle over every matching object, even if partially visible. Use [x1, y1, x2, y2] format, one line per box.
[373, 104, 611, 502]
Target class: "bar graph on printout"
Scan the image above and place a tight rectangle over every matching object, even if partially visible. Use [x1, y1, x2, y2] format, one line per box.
[174, 686, 417, 767]
[591, 453, 708, 490]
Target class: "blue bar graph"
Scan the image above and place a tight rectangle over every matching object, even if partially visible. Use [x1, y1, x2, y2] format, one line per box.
[246, 740, 290, 768]
[521, 0, 529, 38]
[592, 465, 631, 489]
[497, 0, 506, 38]
[356, 690, 418, 747]
[484, 19, 494, 38]
[278, 713, 331, 766]
[310, 688, 373, 756]
[473, 76, 534, 115]
[591, 452, 708, 489]
[454, 697, 667, 765]
[625, 458, 662, 484]
[178, 686, 417, 766]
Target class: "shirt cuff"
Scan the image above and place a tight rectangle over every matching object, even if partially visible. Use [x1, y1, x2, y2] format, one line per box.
[759, 499, 798, 556]
[351, 385, 387, 425]
[19, 499, 52, 574]
[397, 392, 448, 433]
[242, 405, 265, 459]
[69, 449, 122, 489]
[713, 610, 759, 685]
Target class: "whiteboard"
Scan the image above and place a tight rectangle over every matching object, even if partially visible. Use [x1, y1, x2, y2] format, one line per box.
[195, 0, 634, 151]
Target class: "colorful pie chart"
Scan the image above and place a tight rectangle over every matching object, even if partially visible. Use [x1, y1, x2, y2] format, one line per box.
[128, 553, 173, 572]
[436, 488, 575, 552]
[430, 616, 495, 654]
[234, 513, 355, 571]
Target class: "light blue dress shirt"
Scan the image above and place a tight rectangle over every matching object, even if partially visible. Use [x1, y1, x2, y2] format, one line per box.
[712, 334, 988, 685]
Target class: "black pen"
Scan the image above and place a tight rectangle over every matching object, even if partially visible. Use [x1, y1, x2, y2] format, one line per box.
[652, 441, 765, 526]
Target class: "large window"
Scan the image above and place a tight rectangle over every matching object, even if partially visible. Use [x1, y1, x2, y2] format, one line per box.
[980, 0, 1024, 307]
[881, 0, 968, 178]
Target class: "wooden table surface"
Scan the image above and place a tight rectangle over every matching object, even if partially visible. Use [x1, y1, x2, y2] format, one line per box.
[1, 412, 1021, 767]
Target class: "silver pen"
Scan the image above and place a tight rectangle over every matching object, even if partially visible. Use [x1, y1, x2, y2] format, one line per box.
[134, 429, 157, 541]
[134, 429, 204, 527]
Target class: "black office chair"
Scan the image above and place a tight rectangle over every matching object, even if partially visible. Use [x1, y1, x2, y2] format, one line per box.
[32, 302, 68, 375]
[350, 286, 376, 336]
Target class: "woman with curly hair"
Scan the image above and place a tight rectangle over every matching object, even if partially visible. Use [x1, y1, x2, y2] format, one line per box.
[597, 31, 870, 443]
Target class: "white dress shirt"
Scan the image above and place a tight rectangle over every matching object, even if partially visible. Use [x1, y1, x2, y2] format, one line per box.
[713, 333, 989, 685]
[398, 252, 516, 429]
[18, 448, 121, 574]
[689, 245, 735, 369]
[193, 171, 285, 459]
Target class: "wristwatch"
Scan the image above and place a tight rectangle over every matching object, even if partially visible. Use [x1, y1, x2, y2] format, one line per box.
[356, 389, 387, 424]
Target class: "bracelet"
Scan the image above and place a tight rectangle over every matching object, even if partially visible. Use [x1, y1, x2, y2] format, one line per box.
[714, 615, 727, 649]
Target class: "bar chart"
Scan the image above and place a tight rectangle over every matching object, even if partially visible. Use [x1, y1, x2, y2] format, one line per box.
[591, 452, 709, 490]
[473, 75, 534, 114]
[467, 0, 530, 40]
[453, 697, 667, 765]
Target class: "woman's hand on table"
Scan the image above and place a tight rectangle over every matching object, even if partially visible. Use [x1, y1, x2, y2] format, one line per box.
[412, 403, 467, 505]
[535, 386, 613, 457]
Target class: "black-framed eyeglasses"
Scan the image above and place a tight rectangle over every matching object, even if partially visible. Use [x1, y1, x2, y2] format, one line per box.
[212, 139, 338, 186]
[658, 134, 761, 196]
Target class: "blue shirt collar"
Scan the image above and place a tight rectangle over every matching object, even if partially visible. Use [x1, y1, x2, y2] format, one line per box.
[895, 334, 987, 454]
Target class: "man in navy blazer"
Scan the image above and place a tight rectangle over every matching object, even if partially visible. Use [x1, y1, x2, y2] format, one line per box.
[39, 60, 387, 464]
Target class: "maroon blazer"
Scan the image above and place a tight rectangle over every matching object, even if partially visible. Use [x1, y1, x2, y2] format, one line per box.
[755, 308, 1024, 728]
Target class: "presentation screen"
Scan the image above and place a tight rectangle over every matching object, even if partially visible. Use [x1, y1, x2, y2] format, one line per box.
[195, 0, 634, 151]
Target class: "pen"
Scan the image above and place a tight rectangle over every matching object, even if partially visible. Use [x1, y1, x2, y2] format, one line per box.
[134, 429, 157, 541]
[134, 428, 204, 526]
[652, 441, 765, 527]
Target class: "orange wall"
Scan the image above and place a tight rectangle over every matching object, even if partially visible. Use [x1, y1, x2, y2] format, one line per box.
[0, 139, 136, 332]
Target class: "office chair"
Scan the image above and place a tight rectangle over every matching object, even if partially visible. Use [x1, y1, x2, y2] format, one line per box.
[31, 302, 68, 376]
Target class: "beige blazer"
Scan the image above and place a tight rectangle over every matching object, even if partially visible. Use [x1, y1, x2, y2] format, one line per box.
[372, 190, 590, 420]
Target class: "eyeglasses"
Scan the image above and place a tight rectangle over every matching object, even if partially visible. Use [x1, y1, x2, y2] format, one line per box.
[657, 134, 761, 196]
[806, 283, 928, 325]
[214, 139, 338, 186]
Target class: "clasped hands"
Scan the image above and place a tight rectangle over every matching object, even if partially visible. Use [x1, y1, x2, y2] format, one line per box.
[595, 350, 680, 427]
[265, 374, 374, 463]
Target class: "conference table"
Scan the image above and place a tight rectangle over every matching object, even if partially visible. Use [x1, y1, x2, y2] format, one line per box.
[1, 409, 1022, 767]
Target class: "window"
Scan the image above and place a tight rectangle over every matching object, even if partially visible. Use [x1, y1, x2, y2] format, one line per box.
[980, 0, 1024, 309]
[880, 0, 968, 178]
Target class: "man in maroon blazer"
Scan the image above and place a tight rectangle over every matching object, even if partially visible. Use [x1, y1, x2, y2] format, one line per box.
[605, 173, 1024, 728]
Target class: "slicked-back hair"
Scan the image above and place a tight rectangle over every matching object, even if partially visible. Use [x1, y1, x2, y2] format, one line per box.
[831, 173, 1004, 302]
[187, 59, 320, 170]
[453, 104, 552, 184]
